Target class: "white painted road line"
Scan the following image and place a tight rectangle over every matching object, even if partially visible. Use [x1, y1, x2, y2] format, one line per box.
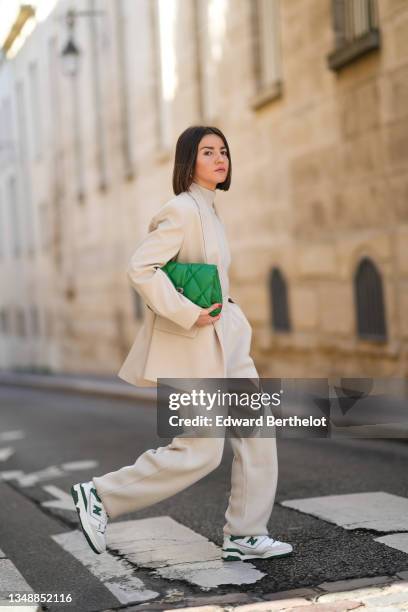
[107, 516, 266, 588]
[0, 470, 24, 481]
[15, 466, 65, 487]
[375, 533, 408, 554]
[1, 460, 99, 486]
[60, 460, 98, 471]
[0, 554, 40, 611]
[281, 491, 408, 532]
[52, 531, 159, 605]
[0, 430, 25, 442]
[41, 485, 76, 512]
[0, 447, 14, 462]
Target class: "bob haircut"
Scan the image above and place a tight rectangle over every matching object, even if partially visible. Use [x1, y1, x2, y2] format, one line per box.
[172, 125, 231, 195]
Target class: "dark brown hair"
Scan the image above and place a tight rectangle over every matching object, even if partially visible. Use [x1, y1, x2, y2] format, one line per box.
[172, 125, 231, 195]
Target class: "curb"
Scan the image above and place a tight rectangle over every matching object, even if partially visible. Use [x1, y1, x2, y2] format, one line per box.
[0, 371, 156, 403]
[114, 574, 408, 611]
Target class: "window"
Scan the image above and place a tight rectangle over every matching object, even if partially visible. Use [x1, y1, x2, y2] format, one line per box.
[328, 0, 380, 71]
[88, 0, 108, 190]
[45, 309, 53, 337]
[30, 305, 40, 336]
[1, 97, 14, 164]
[15, 307, 27, 337]
[354, 257, 387, 341]
[8, 176, 21, 258]
[113, 0, 134, 179]
[70, 58, 85, 202]
[195, 0, 228, 121]
[38, 201, 49, 251]
[15, 80, 35, 253]
[0, 308, 8, 334]
[28, 61, 43, 160]
[269, 267, 291, 332]
[250, 0, 282, 109]
[152, 0, 178, 153]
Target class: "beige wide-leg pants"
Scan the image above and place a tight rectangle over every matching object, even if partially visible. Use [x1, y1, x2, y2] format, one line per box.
[93, 305, 279, 536]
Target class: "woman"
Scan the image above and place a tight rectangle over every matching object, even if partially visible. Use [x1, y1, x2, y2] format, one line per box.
[71, 126, 293, 562]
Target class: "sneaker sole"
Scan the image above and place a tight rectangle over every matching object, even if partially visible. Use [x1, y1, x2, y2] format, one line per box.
[71, 484, 105, 555]
[222, 548, 293, 562]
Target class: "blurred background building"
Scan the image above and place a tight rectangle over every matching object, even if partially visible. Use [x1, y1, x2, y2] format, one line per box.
[0, 0, 406, 379]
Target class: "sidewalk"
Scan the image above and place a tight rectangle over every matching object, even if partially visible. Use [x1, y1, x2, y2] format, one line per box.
[0, 369, 156, 402]
[155, 574, 408, 612]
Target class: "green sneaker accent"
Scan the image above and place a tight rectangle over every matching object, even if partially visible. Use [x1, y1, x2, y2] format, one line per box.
[80, 484, 88, 510]
[247, 536, 258, 545]
[223, 547, 244, 554]
[93, 504, 102, 516]
[229, 535, 245, 541]
[91, 486, 102, 503]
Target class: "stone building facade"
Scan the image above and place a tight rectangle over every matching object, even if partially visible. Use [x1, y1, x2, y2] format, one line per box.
[0, 0, 406, 379]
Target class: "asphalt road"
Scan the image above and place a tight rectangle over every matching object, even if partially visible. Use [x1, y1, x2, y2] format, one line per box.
[0, 384, 408, 611]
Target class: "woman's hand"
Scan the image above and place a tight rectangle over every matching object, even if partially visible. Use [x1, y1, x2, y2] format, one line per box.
[195, 303, 222, 327]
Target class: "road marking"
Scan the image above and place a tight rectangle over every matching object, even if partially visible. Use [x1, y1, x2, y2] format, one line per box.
[60, 460, 98, 471]
[14, 466, 65, 487]
[281, 491, 408, 532]
[0, 461, 99, 486]
[0, 430, 25, 442]
[41, 485, 76, 512]
[375, 533, 408, 554]
[107, 516, 266, 588]
[0, 551, 39, 611]
[0, 470, 24, 481]
[0, 447, 14, 462]
[52, 531, 159, 605]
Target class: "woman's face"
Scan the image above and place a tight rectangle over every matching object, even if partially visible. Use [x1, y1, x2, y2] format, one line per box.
[192, 134, 229, 190]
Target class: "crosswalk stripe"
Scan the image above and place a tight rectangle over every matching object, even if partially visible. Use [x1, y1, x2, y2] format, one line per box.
[41, 485, 76, 512]
[60, 460, 98, 471]
[0, 550, 40, 611]
[0, 461, 99, 487]
[375, 533, 408, 554]
[15, 466, 65, 487]
[107, 516, 266, 588]
[0, 448, 14, 462]
[52, 531, 159, 605]
[0, 431, 25, 442]
[281, 491, 408, 532]
[0, 470, 24, 481]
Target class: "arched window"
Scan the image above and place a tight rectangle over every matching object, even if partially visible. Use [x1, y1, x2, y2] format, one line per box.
[269, 267, 291, 332]
[354, 257, 387, 340]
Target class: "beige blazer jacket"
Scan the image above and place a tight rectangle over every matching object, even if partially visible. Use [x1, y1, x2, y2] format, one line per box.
[118, 182, 235, 387]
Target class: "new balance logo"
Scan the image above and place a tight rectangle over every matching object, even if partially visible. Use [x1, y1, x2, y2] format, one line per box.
[247, 537, 258, 545]
[93, 504, 102, 516]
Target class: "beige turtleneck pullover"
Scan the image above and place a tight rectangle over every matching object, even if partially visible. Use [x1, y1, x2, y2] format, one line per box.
[189, 181, 231, 304]
[187, 181, 257, 378]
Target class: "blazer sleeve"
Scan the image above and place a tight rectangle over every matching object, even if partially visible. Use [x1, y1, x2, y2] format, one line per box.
[126, 200, 203, 330]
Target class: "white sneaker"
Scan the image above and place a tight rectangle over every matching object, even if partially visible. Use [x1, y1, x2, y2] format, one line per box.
[222, 534, 293, 561]
[71, 480, 109, 554]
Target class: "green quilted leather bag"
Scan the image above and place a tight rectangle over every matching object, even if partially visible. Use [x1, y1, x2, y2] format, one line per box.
[161, 261, 222, 317]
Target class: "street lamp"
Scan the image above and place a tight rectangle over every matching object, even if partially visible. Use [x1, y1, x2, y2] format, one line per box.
[60, 10, 81, 77]
[59, 8, 105, 77]
[61, 37, 81, 77]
